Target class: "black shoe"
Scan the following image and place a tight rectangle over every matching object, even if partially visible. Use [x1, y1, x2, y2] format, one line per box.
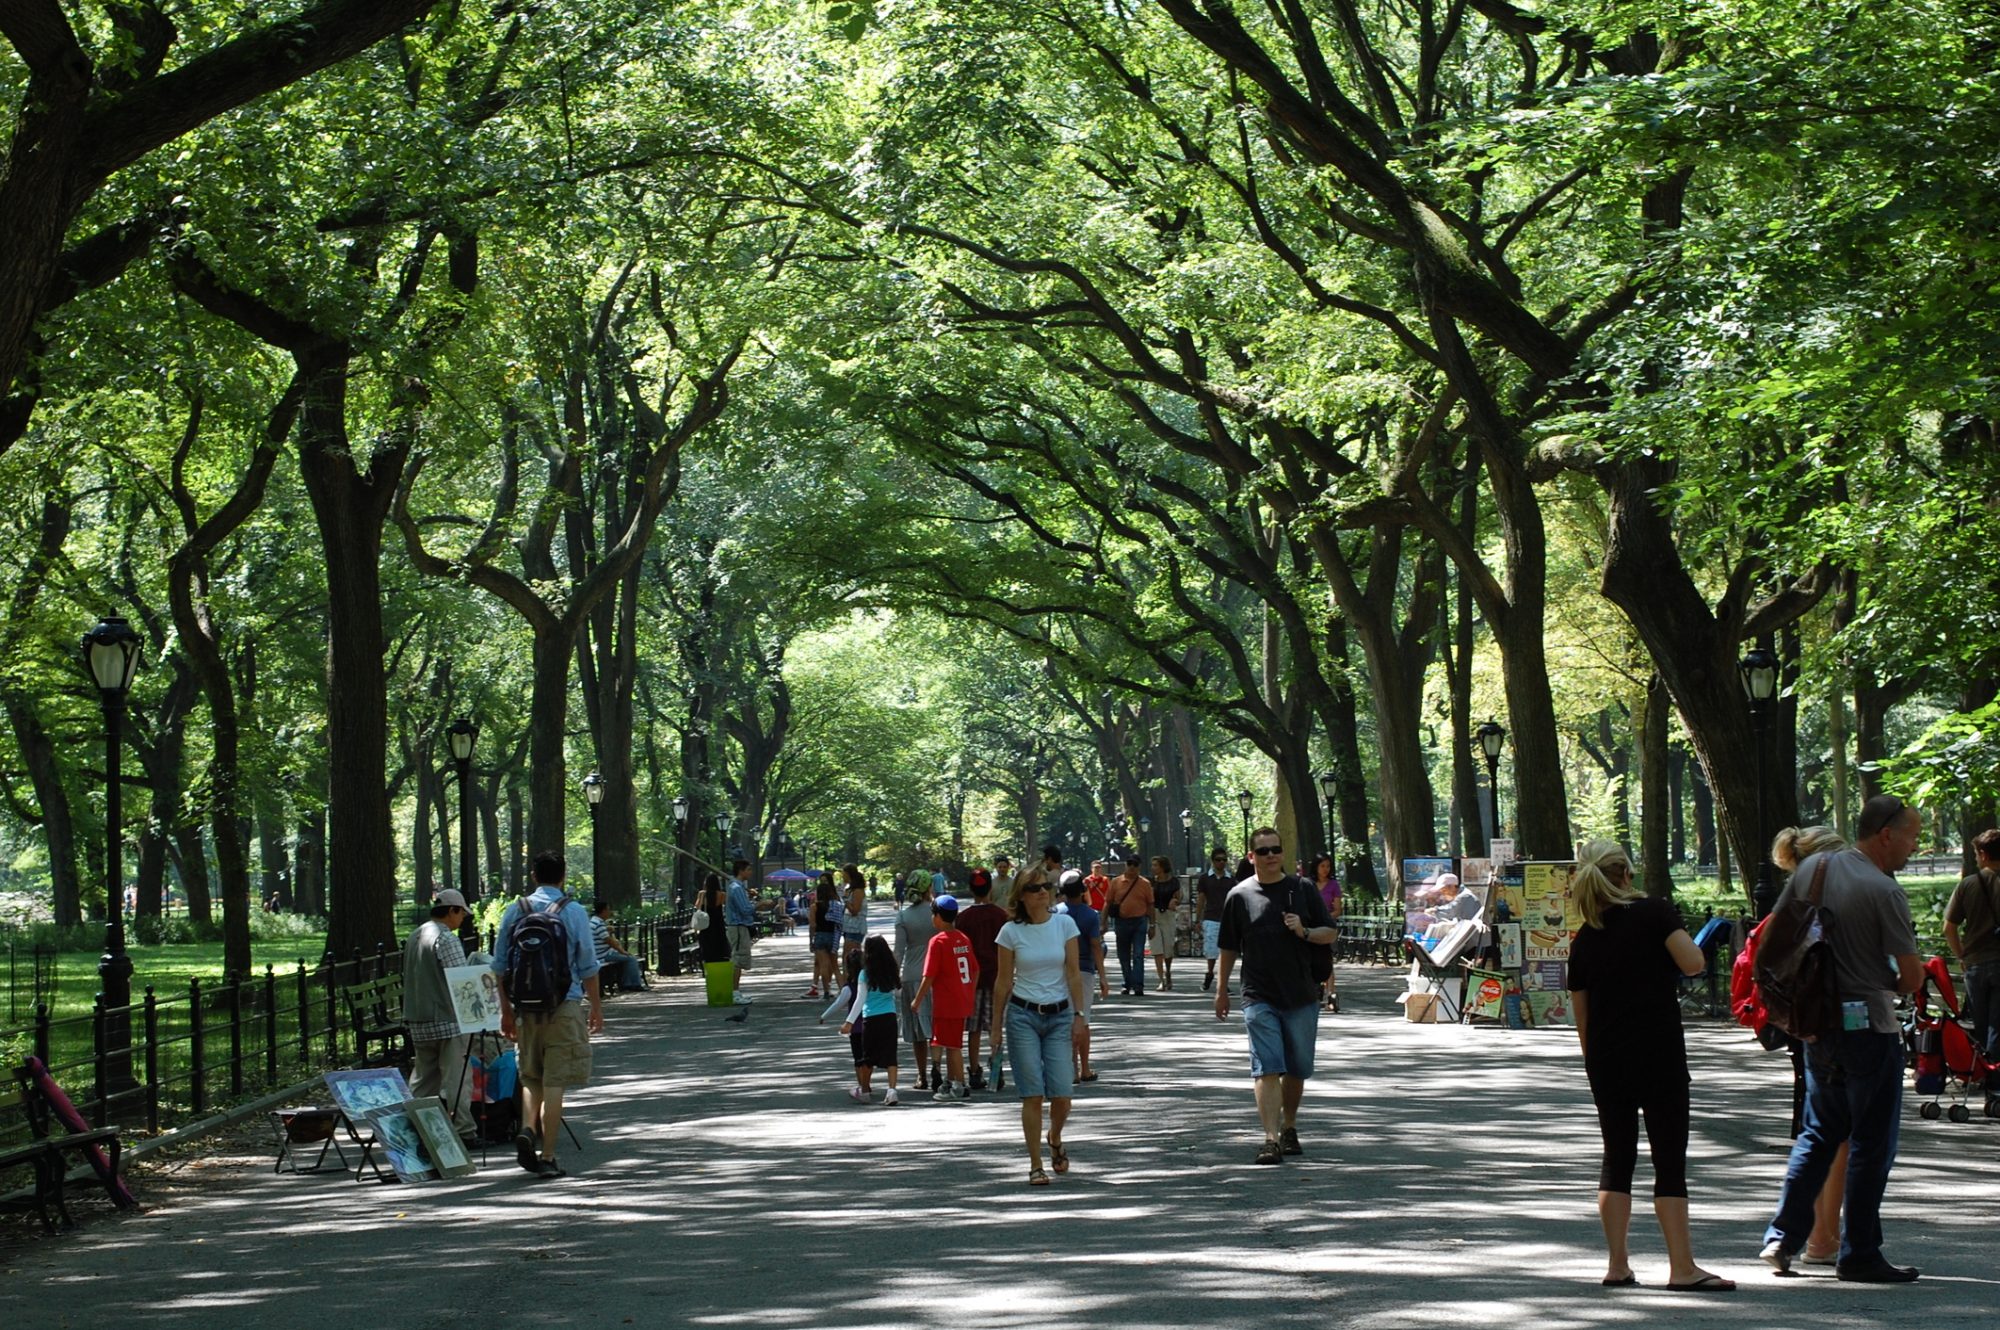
[535, 1157, 567, 1179]
[513, 1129, 541, 1174]
[1836, 1260, 1918, 1284]
[1203, 973, 1214, 992]
[1279, 1127, 1302, 1156]
[968, 1072, 987, 1092]
[1254, 1140, 1284, 1165]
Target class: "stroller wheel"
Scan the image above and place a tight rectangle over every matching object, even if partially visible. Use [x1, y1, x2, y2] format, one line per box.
[1986, 1096, 2000, 1120]
[1948, 1103, 1971, 1123]
[1919, 1100, 1942, 1120]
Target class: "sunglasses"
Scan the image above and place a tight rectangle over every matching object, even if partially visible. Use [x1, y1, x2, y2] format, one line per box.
[1020, 881, 1050, 892]
[1252, 845, 1284, 856]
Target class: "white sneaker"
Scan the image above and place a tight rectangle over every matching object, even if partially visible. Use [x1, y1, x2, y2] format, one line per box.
[848, 1084, 870, 1102]
[732, 991, 753, 1005]
[933, 1083, 967, 1103]
[883, 1088, 900, 1106]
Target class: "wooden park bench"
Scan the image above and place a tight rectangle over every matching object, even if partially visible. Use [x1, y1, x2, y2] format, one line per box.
[339, 974, 410, 1068]
[2, 1058, 138, 1231]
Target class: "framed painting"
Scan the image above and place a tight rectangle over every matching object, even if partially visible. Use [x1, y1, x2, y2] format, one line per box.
[361, 1101, 437, 1183]
[324, 1067, 415, 1120]
[444, 964, 503, 1034]
[405, 1095, 477, 1179]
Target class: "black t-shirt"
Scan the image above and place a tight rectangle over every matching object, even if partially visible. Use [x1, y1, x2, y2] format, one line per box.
[812, 894, 834, 932]
[1217, 874, 1333, 1010]
[1152, 876, 1182, 911]
[1198, 872, 1231, 922]
[1565, 896, 1688, 1086]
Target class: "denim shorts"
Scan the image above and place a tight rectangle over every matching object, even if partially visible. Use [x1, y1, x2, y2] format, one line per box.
[1202, 919, 1222, 958]
[1243, 999, 1319, 1079]
[811, 930, 838, 954]
[1004, 1001, 1076, 1101]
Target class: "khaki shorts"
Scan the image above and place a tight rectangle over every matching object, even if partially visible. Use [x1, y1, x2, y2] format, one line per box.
[516, 1000, 592, 1089]
[728, 925, 755, 970]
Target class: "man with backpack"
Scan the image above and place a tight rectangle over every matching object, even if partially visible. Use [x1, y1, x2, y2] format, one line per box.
[493, 850, 602, 1178]
[1758, 795, 1923, 1282]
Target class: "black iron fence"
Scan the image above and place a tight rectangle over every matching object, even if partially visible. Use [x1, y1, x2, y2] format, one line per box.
[1, 946, 403, 1151]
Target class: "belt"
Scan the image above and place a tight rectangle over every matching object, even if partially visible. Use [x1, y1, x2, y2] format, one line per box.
[1009, 996, 1071, 1016]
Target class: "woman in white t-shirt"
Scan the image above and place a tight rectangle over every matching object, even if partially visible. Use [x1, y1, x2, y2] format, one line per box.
[993, 869, 1086, 1186]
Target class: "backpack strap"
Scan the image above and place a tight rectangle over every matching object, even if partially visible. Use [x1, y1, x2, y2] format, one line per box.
[1805, 855, 1831, 905]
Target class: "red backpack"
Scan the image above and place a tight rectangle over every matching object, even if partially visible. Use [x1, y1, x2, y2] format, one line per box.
[1730, 915, 1789, 1050]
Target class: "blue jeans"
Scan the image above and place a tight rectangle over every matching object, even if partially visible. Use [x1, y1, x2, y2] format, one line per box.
[1764, 1029, 1904, 1265]
[1114, 916, 1147, 992]
[1242, 1000, 1319, 1079]
[1003, 1001, 1075, 1101]
[1966, 961, 2000, 1065]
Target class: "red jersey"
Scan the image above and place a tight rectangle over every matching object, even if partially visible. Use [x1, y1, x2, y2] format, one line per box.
[923, 929, 978, 1020]
[1085, 873, 1111, 912]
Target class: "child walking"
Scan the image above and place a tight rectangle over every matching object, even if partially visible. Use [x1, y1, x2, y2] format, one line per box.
[821, 950, 867, 1095]
[839, 936, 903, 1105]
[914, 894, 980, 1102]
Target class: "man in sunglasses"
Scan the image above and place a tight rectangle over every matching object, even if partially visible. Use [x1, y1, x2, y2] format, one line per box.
[1215, 826, 1338, 1165]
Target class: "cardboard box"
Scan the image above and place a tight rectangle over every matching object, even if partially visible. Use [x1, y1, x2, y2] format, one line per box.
[1402, 991, 1439, 1023]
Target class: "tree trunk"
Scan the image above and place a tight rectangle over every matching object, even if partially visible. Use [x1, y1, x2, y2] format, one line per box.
[174, 823, 212, 926]
[8, 700, 84, 925]
[296, 360, 404, 958]
[1669, 744, 1687, 864]
[1691, 754, 1717, 867]
[1640, 675, 1671, 898]
[1599, 457, 1800, 897]
[1321, 620, 1377, 895]
[524, 622, 573, 857]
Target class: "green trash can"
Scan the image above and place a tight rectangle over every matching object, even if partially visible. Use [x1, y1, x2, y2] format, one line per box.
[704, 961, 734, 1007]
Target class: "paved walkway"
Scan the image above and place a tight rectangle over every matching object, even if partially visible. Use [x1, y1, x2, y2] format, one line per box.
[5, 932, 1996, 1329]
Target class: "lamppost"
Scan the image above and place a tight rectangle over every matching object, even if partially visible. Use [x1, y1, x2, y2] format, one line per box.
[1317, 768, 1340, 867]
[1236, 790, 1253, 859]
[447, 718, 477, 901]
[671, 795, 689, 906]
[1740, 646, 1780, 919]
[1476, 720, 1507, 848]
[1179, 808, 1194, 869]
[583, 772, 604, 893]
[715, 810, 734, 863]
[1137, 814, 1151, 857]
[82, 614, 142, 1096]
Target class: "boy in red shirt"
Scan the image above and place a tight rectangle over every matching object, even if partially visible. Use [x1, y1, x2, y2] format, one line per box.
[913, 894, 979, 1102]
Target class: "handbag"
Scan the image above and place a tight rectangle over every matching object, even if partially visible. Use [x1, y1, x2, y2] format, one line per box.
[689, 907, 711, 932]
[1752, 856, 1837, 1041]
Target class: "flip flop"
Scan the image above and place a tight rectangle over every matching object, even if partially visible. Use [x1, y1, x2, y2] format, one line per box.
[1049, 1140, 1069, 1174]
[1028, 1166, 1050, 1186]
[1667, 1274, 1736, 1292]
[1077, 1072, 1098, 1082]
[1601, 1275, 1638, 1287]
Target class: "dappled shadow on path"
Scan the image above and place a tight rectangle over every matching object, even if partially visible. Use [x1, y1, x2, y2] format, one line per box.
[5, 937, 1997, 1330]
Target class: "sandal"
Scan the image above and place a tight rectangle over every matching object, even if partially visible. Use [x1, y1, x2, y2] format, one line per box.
[1049, 1140, 1069, 1174]
[1028, 1166, 1051, 1186]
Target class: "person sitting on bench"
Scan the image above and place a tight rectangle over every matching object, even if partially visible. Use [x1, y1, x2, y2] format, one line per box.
[590, 900, 647, 992]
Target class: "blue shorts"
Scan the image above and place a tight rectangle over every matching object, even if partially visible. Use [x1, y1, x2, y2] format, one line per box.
[1003, 1001, 1076, 1101]
[811, 930, 838, 954]
[1243, 1000, 1319, 1079]
[1202, 919, 1222, 959]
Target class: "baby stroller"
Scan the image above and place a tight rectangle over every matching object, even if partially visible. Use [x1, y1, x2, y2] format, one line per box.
[1908, 955, 1998, 1122]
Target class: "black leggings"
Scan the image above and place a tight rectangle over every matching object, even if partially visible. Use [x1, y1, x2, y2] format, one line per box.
[1590, 1077, 1691, 1198]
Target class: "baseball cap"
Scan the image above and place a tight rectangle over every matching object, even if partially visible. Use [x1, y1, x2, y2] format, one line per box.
[1058, 869, 1085, 895]
[433, 889, 468, 911]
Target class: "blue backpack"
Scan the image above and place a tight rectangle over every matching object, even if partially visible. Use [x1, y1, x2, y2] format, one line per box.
[506, 894, 573, 1016]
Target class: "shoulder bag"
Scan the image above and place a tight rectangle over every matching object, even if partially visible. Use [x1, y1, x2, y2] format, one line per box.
[1752, 856, 1838, 1041]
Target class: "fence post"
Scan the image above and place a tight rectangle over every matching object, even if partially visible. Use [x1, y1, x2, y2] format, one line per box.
[227, 972, 245, 1098]
[189, 976, 206, 1119]
[33, 1001, 50, 1066]
[264, 964, 279, 1088]
[92, 995, 108, 1128]
[143, 986, 160, 1134]
[322, 949, 339, 1062]
[297, 961, 311, 1070]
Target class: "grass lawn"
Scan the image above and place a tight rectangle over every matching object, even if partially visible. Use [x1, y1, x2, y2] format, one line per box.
[3, 935, 329, 1030]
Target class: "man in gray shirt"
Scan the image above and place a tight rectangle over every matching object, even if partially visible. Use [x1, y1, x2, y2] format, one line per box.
[1760, 795, 1923, 1283]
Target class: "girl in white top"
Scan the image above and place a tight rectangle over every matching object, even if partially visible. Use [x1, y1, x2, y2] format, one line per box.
[993, 866, 1086, 1185]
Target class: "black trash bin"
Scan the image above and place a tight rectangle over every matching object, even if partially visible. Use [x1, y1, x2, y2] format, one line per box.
[655, 925, 685, 977]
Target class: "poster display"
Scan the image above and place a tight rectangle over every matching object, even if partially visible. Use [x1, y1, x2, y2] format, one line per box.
[1466, 967, 1509, 1021]
[1401, 857, 1459, 936]
[445, 963, 503, 1034]
[1497, 922, 1523, 969]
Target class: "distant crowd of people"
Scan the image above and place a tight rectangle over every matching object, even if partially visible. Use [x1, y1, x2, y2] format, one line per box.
[394, 791, 1980, 1291]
